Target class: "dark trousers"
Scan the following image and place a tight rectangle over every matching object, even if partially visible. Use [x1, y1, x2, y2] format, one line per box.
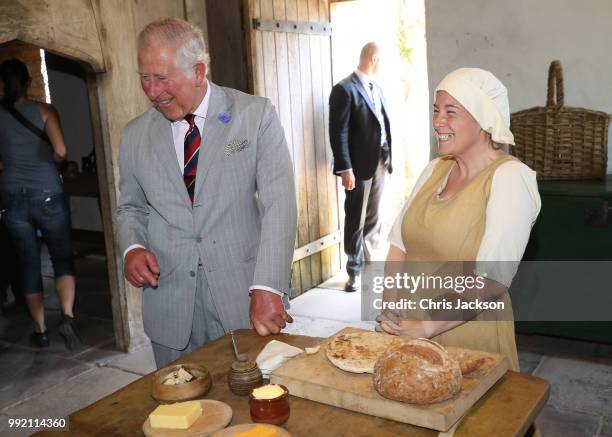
[0, 189, 74, 293]
[344, 157, 386, 277]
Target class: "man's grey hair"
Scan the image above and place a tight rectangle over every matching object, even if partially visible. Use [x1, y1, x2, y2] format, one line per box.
[138, 18, 210, 77]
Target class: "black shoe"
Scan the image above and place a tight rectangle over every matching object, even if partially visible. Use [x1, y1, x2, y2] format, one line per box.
[58, 314, 82, 350]
[345, 274, 361, 293]
[29, 331, 50, 348]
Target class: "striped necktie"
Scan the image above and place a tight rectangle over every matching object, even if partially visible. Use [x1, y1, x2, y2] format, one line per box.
[183, 114, 201, 204]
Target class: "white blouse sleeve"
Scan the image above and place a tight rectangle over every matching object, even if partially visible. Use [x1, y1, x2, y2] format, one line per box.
[387, 158, 441, 253]
[475, 160, 541, 287]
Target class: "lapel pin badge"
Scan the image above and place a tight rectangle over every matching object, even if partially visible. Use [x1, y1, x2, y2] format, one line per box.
[218, 112, 232, 124]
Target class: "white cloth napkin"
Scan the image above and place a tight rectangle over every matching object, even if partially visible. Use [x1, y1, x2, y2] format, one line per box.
[256, 340, 304, 377]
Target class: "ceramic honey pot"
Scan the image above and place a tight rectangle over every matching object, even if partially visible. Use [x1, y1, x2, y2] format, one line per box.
[228, 359, 263, 395]
[227, 330, 263, 395]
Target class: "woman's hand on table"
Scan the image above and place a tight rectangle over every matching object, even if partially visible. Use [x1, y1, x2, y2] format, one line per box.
[375, 311, 428, 338]
[376, 313, 467, 339]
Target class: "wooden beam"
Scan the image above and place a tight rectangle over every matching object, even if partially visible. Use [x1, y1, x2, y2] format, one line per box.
[252, 18, 331, 36]
[86, 73, 129, 351]
[293, 229, 342, 262]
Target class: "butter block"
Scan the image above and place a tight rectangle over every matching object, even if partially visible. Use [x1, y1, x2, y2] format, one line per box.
[252, 384, 285, 400]
[234, 424, 277, 437]
[149, 400, 202, 429]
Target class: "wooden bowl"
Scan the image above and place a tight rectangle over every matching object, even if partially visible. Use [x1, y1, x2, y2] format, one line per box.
[249, 385, 290, 426]
[151, 363, 212, 403]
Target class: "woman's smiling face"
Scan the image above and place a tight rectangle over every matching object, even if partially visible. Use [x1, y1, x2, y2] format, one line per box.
[433, 91, 485, 156]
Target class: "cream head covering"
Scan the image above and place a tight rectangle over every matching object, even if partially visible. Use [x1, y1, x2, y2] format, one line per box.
[435, 68, 515, 145]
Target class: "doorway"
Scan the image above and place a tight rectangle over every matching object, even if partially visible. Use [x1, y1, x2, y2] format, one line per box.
[0, 41, 116, 353]
[330, 0, 430, 246]
[206, 0, 430, 293]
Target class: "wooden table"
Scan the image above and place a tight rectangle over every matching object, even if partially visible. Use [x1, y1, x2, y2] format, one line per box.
[35, 330, 549, 437]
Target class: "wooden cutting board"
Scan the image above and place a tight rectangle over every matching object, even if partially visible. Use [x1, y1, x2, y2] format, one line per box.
[143, 400, 233, 437]
[270, 328, 508, 432]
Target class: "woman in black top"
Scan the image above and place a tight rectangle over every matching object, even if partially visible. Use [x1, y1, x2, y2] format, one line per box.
[0, 59, 81, 349]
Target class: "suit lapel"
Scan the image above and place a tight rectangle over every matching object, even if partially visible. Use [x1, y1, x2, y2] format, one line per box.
[352, 73, 377, 117]
[193, 82, 233, 204]
[150, 113, 192, 206]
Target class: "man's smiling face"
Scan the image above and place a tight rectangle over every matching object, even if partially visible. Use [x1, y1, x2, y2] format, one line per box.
[137, 41, 204, 122]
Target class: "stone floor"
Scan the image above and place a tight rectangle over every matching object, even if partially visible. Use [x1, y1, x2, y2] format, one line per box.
[0, 256, 611, 436]
[0, 254, 157, 436]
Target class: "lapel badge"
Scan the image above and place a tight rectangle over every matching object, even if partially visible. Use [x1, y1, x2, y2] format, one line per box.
[217, 112, 232, 124]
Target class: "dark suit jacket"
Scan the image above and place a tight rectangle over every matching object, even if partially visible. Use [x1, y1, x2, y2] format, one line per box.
[328, 72, 392, 180]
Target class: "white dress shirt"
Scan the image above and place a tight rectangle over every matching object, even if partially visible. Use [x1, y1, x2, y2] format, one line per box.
[353, 68, 387, 146]
[170, 82, 211, 165]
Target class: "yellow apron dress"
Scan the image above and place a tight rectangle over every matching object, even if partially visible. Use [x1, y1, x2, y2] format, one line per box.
[401, 155, 520, 371]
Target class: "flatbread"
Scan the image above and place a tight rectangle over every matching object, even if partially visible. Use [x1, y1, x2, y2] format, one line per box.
[325, 331, 407, 373]
[446, 347, 491, 375]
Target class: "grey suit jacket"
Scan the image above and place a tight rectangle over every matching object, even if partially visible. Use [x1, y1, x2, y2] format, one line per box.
[116, 82, 297, 349]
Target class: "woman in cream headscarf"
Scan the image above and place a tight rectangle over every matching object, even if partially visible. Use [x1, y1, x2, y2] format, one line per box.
[376, 68, 541, 371]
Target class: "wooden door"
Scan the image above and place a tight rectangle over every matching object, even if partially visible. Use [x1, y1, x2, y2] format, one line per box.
[246, 0, 341, 296]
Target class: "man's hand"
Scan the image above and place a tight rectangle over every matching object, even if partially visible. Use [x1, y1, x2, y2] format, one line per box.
[340, 170, 356, 191]
[124, 248, 160, 288]
[250, 290, 293, 336]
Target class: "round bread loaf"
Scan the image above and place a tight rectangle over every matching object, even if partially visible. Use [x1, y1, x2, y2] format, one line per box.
[373, 339, 462, 404]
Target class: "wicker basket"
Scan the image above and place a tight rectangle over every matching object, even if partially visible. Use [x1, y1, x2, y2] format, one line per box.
[510, 60, 610, 180]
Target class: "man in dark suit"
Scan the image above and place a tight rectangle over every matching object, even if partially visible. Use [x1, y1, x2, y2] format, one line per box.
[329, 42, 392, 292]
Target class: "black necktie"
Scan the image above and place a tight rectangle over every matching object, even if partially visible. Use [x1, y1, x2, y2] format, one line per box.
[368, 82, 376, 110]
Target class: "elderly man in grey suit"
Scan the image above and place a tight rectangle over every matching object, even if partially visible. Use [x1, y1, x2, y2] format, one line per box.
[117, 18, 297, 368]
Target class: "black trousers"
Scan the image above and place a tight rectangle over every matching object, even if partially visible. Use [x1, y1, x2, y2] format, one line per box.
[343, 157, 387, 277]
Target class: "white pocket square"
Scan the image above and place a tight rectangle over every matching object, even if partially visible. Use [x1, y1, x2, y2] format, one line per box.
[225, 138, 249, 156]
